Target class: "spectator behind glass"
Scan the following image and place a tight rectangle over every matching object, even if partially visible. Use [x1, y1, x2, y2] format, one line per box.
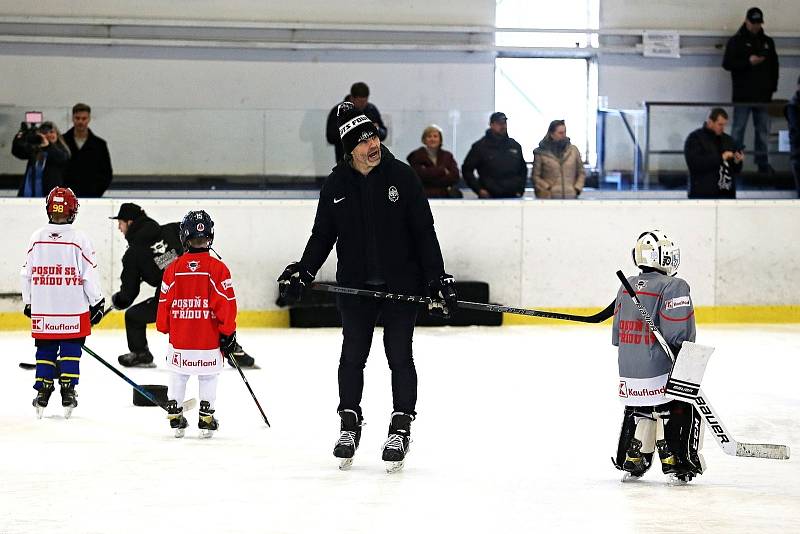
[785, 75, 800, 197]
[63, 103, 113, 198]
[12, 121, 70, 198]
[722, 7, 779, 175]
[462, 112, 527, 198]
[684, 107, 744, 199]
[532, 120, 585, 199]
[406, 124, 462, 198]
[325, 82, 388, 164]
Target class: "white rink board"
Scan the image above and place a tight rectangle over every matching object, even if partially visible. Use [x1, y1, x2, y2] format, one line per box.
[1, 198, 798, 311]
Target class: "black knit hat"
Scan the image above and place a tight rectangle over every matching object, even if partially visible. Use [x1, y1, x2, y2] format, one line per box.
[337, 101, 378, 156]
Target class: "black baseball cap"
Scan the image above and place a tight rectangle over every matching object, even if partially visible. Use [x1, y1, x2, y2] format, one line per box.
[490, 112, 508, 123]
[746, 7, 764, 23]
[109, 202, 143, 221]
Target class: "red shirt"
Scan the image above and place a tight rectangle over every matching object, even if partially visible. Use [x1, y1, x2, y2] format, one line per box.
[156, 251, 237, 350]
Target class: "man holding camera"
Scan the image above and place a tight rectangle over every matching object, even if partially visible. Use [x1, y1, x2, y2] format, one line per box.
[722, 7, 779, 175]
[684, 108, 744, 199]
[12, 119, 70, 197]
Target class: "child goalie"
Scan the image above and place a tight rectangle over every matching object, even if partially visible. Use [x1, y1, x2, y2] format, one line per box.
[21, 187, 105, 418]
[612, 230, 705, 484]
[156, 210, 238, 438]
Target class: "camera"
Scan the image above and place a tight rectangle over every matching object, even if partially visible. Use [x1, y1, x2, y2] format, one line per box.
[19, 111, 45, 145]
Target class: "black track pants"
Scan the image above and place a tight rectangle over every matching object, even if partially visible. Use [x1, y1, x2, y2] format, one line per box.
[125, 297, 158, 352]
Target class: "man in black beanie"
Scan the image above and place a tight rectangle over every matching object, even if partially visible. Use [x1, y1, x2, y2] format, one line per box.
[325, 82, 388, 163]
[278, 101, 457, 472]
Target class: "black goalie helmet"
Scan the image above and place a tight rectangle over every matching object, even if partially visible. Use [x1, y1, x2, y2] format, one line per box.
[179, 210, 214, 249]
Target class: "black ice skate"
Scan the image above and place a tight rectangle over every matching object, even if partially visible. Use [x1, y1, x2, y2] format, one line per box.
[656, 439, 700, 485]
[382, 412, 414, 473]
[60, 381, 78, 419]
[198, 401, 218, 439]
[621, 438, 651, 482]
[166, 400, 188, 438]
[117, 349, 156, 368]
[33, 382, 55, 419]
[225, 343, 257, 368]
[333, 409, 363, 470]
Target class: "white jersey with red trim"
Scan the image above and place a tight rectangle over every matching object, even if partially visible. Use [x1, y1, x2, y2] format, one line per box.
[612, 271, 696, 406]
[20, 223, 103, 340]
[156, 251, 237, 375]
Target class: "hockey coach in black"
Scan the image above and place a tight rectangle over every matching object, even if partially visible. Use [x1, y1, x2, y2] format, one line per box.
[278, 101, 457, 469]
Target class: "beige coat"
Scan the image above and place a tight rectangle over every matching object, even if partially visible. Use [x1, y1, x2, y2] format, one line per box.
[532, 143, 585, 199]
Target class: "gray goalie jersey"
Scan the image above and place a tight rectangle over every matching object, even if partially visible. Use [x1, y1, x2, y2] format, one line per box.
[612, 271, 696, 406]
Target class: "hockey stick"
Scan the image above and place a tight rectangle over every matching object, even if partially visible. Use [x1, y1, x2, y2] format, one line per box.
[615, 270, 789, 460]
[19, 306, 117, 371]
[227, 352, 270, 427]
[311, 283, 615, 324]
[82, 345, 197, 414]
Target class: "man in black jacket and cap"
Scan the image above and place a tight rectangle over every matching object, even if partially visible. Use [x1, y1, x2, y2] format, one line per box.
[723, 7, 779, 175]
[462, 112, 528, 198]
[684, 108, 744, 199]
[279, 101, 457, 470]
[111, 203, 255, 367]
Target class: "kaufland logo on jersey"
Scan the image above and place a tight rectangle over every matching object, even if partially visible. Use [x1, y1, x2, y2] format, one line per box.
[31, 317, 44, 331]
[619, 381, 666, 399]
[31, 315, 80, 333]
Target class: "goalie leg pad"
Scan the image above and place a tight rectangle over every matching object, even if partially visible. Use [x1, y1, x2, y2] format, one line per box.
[613, 406, 656, 476]
[655, 400, 704, 476]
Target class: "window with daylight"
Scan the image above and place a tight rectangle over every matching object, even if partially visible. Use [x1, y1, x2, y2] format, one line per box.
[495, 0, 599, 165]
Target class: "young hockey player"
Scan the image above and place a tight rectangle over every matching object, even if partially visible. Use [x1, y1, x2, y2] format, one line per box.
[21, 187, 105, 418]
[612, 230, 705, 484]
[156, 210, 238, 438]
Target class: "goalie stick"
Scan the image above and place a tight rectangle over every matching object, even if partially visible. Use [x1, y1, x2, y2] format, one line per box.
[311, 283, 615, 324]
[615, 270, 789, 460]
[83, 345, 197, 414]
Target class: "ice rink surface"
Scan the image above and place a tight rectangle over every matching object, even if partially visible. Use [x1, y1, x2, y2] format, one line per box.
[2, 324, 799, 534]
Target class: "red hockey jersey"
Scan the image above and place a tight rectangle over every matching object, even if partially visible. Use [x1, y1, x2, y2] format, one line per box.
[157, 251, 237, 374]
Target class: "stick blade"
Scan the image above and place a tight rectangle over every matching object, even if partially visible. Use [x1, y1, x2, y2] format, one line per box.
[735, 443, 790, 460]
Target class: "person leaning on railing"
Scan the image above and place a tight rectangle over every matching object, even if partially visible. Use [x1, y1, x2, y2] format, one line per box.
[684, 108, 743, 199]
[532, 119, 585, 199]
[12, 121, 70, 198]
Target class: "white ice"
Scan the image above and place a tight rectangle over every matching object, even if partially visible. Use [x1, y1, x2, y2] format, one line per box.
[2, 324, 799, 533]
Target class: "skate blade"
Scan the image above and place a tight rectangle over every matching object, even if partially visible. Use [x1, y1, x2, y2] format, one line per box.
[35, 406, 45, 419]
[174, 428, 186, 439]
[621, 472, 642, 483]
[666, 474, 690, 486]
[338, 458, 354, 470]
[199, 429, 215, 439]
[385, 460, 405, 474]
[63, 406, 74, 419]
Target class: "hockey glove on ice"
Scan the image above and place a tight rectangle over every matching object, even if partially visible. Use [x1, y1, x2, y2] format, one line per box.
[89, 298, 106, 325]
[428, 274, 458, 319]
[219, 331, 237, 357]
[23, 304, 31, 318]
[277, 262, 314, 305]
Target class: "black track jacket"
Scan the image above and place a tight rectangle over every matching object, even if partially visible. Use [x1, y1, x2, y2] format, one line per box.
[722, 24, 779, 103]
[300, 145, 446, 296]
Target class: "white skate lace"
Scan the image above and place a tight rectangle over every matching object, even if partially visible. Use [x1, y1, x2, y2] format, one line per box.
[383, 434, 405, 452]
[338, 430, 357, 447]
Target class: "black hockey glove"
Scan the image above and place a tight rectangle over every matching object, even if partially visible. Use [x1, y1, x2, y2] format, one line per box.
[219, 331, 237, 358]
[23, 304, 31, 318]
[428, 274, 458, 319]
[89, 298, 106, 325]
[277, 262, 314, 305]
[111, 292, 130, 310]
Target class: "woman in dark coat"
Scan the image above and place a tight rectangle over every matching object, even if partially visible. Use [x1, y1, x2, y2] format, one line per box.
[12, 121, 70, 197]
[406, 124, 461, 198]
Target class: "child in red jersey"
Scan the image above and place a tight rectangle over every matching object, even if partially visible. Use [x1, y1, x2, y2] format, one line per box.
[21, 187, 105, 418]
[156, 210, 238, 438]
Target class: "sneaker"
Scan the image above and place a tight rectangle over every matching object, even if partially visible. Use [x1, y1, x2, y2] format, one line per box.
[225, 343, 255, 368]
[118, 349, 155, 368]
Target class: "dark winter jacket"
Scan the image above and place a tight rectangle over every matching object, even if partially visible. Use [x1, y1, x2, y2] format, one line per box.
[406, 146, 460, 198]
[299, 145, 446, 296]
[722, 24, 779, 103]
[684, 124, 743, 199]
[63, 128, 113, 198]
[462, 130, 527, 198]
[12, 134, 69, 197]
[115, 217, 182, 309]
[325, 97, 388, 163]
[786, 92, 800, 160]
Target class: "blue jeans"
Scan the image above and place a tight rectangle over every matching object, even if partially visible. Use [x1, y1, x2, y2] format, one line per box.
[731, 105, 770, 169]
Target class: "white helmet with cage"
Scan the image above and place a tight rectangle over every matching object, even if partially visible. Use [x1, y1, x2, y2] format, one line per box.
[631, 230, 680, 276]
